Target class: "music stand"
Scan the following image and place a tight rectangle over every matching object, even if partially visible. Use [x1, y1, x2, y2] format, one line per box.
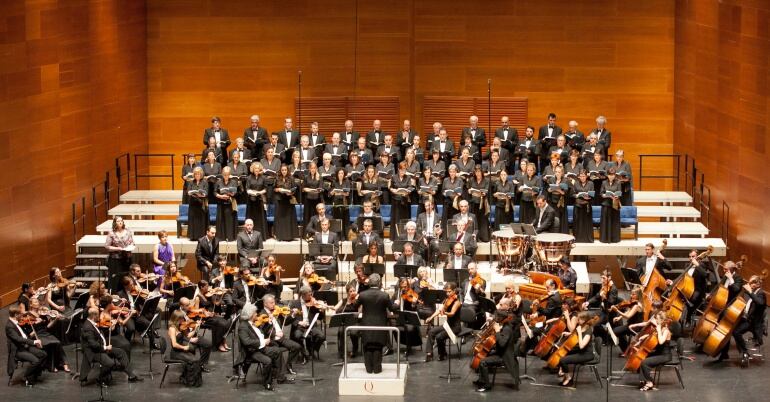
[315, 290, 339, 307]
[477, 297, 497, 315]
[327, 219, 343, 235]
[621, 267, 641, 290]
[309, 243, 335, 258]
[363, 263, 386, 285]
[301, 313, 323, 385]
[394, 310, 422, 364]
[139, 312, 161, 378]
[353, 243, 370, 259]
[422, 289, 447, 307]
[393, 264, 420, 279]
[442, 269, 469, 286]
[329, 313, 359, 366]
[172, 286, 196, 303]
[521, 223, 537, 236]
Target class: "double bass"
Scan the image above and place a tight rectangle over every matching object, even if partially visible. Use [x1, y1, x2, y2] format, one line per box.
[546, 315, 600, 369]
[641, 240, 668, 320]
[691, 255, 746, 344]
[664, 246, 713, 322]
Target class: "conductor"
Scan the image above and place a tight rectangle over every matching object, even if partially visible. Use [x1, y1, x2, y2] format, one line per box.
[350, 273, 397, 374]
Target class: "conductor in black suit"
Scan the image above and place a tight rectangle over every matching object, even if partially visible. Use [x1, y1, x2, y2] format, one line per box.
[350, 273, 398, 373]
[634, 242, 671, 281]
[195, 226, 219, 281]
[203, 116, 231, 166]
[236, 219, 264, 269]
[532, 195, 559, 233]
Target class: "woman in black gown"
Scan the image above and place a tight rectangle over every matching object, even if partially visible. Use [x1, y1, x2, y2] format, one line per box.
[214, 166, 239, 241]
[389, 161, 414, 240]
[587, 152, 609, 207]
[572, 169, 595, 243]
[441, 165, 464, 233]
[28, 297, 70, 372]
[330, 168, 352, 236]
[467, 165, 490, 242]
[245, 162, 268, 236]
[599, 167, 622, 243]
[417, 167, 439, 216]
[492, 169, 515, 230]
[518, 162, 541, 224]
[187, 167, 209, 240]
[346, 152, 365, 205]
[375, 152, 394, 205]
[273, 164, 299, 241]
[303, 162, 324, 225]
[358, 165, 381, 210]
[202, 150, 222, 205]
[181, 154, 198, 204]
[546, 165, 570, 234]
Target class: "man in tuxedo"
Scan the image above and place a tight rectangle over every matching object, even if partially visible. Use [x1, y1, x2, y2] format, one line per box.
[366, 119, 385, 156]
[277, 117, 299, 163]
[462, 115, 486, 149]
[306, 203, 331, 237]
[313, 218, 338, 278]
[231, 137, 252, 164]
[236, 304, 286, 390]
[395, 241, 425, 266]
[296, 135, 316, 166]
[515, 126, 539, 170]
[356, 218, 382, 248]
[634, 243, 672, 282]
[195, 226, 219, 281]
[324, 132, 347, 167]
[425, 121, 443, 151]
[377, 133, 400, 163]
[734, 275, 767, 366]
[495, 116, 518, 158]
[538, 113, 562, 172]
[533, 195, 559, 233]
[232, 267, 261, 308]
[202, 136, 224, 165]
[452, 200, 477, 235]
[460, 262, 487, 328]
[263, 133, 287, 162]
[289, 287, 325, 360]
[683, 250, 709, 320]
[341, 120, 359, 152]
[430, 128, 455, 165]
[203, 116, 231, 166]
[308, 121, 325, 149]
[237, 219, 264, 269]
[485, 137, 511, 168]
[260, 294, 301, 377]
[6, 306, 47, 385]
[243, 115, 268, 160]
[396, 119, 417, 162]
[354, 136, 373, 165]
[81, 308, 143, 384]
[350, 273, 398, 373]
[590, 115, 612, 158]
[446, 242, 472, 270]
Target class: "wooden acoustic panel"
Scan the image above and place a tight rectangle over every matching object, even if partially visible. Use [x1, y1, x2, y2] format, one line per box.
[294, 96, 401, 135]
[422, 96, 528, 144]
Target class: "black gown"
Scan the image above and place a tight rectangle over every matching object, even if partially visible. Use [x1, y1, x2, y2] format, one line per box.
[587, 160, 608, 206]
[518, 175, 541, 224]
[390, 174, 413, 240]
[330, 179, 352, 236]
[245, 174, 268, 236]
[187, 179, 209, 240]
[417, 176, 439, 216]
[303, 173, 324, 225]
[467, 177, 490, 242]
[572, 180, 595, 243]
[202, 162, 222, 204]
[215, 178, 239, 241]
[181, 163, 197, 204]
[441, 177, 464, 232]
[273, 176, 299, 241]
[599, 179, 622, 243]
[545, 177, 570, 234]
[493, 181, 515, 230]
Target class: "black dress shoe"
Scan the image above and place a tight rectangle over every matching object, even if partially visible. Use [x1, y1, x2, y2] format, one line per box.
[264, 383, 274, 391]
[128, 376, 144, 383]
[383, 347, 393, 356]
[741, 353, 750, 367]
[151, 343, 161, 350]
[424, 354, 433, 362]
[301, 356, 308, 365]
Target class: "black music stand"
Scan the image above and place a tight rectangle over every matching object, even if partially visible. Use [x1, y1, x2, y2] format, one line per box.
[315, 290, 339, 307]
[422, 289, 447, 306]
[301, 313, 322, 386]
[329, 312, 360, 366]
[393, 264, 420, 279]
[139, 311, 161, 378]
[353, 243, 370, 259]
[442, 269, 469, 286]
[621, 267, 641, 290]
[477, 297, 497, 315]
[363, 263, 386, 284]
[394, 310, 422, 364]
[327, 219, 344, 236]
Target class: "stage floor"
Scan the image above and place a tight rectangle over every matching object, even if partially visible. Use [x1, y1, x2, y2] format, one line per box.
[1, 307, 768, 402]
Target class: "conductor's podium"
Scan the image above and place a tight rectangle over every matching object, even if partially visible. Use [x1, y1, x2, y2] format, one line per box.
[338, 363, 408, 396]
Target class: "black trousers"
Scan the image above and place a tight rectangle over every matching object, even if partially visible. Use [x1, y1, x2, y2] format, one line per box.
[92, 347, 136, 379]
[363, 343, 384, 374]
[426, 326, 456, 357]
[202, 316, 230, 348]
[733, 319, 751, 355]
[477, 355, 504, 387]
[244, 345, 284, 384]
[292, 326, 325, 355]
[640, 352, 671, 382]
[15, 347, 47, 380]
[558, 349, 593, 373]
[274, 337, 302, 367]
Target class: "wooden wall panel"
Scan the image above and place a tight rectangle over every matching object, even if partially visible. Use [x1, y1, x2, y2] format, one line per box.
[422, 96, 528, 144]
[674, 0, 770, 276]
[0, 0, 147, 305]
[293, 96, 401, 136]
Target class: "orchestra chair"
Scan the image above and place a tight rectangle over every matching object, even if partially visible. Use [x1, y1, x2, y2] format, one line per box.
[455, 307, 477, 353]
[158, 337, 185, 389]
[232, 324, 265, 389]
[652, 338, 685, 389]
[177, 204, 189, 235]
[568, 337, 603, 389]
[348, 205, 361, 225]
[6, 343, 24, 386]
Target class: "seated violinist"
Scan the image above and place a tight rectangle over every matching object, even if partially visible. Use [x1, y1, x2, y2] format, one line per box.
[612, 288, 645, 353]
[261, 294, 301, 376]
[167, 310, 204, 387]
[87, 281, 108, 310]
[206, 257, 237, 315]
[233, 267, 265, 308]
[98, 295, 133, 355]
[176, 297, 212, 369]
[236, 304, 286, 391]
[186, 290, 231, 354]
[6, 305, 47, 385]
[474, 309, 520, 393]
[393, 277, 422, 356]
[259, 255, 284, 301]
[425, 282, 461, 362]
[348, 263, 371, 295]
[297, 262, 329, 294]
[117, 275, 158, 349]
[414, 267, 436, 319]
[460, 263, 487, 329]
[288, 286, 327, 361]
[81, 307, 142, 385]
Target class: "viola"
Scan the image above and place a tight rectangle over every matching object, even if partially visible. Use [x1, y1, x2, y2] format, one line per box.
[98, 317, 116, 328]
[179, 319, 201, 333]
[470, 275, 485, 289]
[534, 317, 567, 358]
[17, 313, 39, 327]
[187, 307, 211, 319]
[307, 273, 329, 285]
[609, 300, 637, 314]
[401, 287, 419, 304]
[546, 315, 600, 369]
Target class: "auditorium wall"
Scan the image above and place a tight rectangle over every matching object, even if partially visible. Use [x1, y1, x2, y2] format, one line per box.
[674, 0, 770, 275]
[0, 0, 148, 303]
[147, 0, 675, 189]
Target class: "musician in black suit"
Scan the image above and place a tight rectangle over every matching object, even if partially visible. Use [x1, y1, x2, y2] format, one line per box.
[532, 195, 559, 233]
[236, 220, 264, 269]
[195, 226, 219, 281]
[231, 137, 252, 165]
[296, 135, 317, 166]
[634, 243, 672, 281]
[564, 120, 586, 152]
[203, 116, 231, 165]
[720, 260, 744, 303]
[734, 275, 767, 366]
[537, 113, 562, 171]
[462, 115, 487, 149]
[452, 200, 478, 235]
[308, 121, 325, 149]
[356, 218, 383, 248]
[396, 120, 417, 162]
[202, 137, 224, 166]
[289, 287, 326, 359]
[460, 262, 487, 328]
[324, 133, 348, 167]
[446, 242, 472, 270]
[683, 250, 709, 322]
[349, 274, 398, 373]
[243, 115, 269, 160]
[232, 268, 261, 308]
[313, 218, 339, 278]
[366, 119, 385, 155]
[474, 309, 520, 392]
[277, 117, 299, 163]
[6, 306, 47, 385]
[447, 218, 478, 257]
[557, 258, 578, 291]
[81, 308, 142, 384]
[539, 279, 562, 319]
[430, 128, 455, 165]
[341, 120, 360, 152]
[395, 241, 425, 266]
[590, 115, 612, 157]
[236, 304, 286, 391]
[377, 134, 401, 163]
[305, 202, 331, 238]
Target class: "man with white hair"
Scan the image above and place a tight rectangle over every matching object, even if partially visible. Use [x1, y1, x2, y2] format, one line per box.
[243, 114, 268, 160]
[564, 120, 585, 151]
[297, 135, 316, 166]
[231, 137, 252, 164]
[580, 133, 604, 166]
[426, 121, 443, 150]
[341, 120, 359, 152]
[590, 115, 612, 157]
[449, 218, 478, 256]
[323, 133, 346, 167]
[236, 303, 286, 390]
[452, 199, 477, 235]
[237, 219, 264, 268]
[463, 115, 487, 149]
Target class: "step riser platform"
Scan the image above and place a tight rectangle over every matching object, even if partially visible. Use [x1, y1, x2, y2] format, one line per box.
[339, 363, 407, 396]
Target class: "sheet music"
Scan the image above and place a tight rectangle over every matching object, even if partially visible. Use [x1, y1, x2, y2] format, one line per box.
[442, 320, 457, 345]
[304, 312, 320, 338]
[605, 322, 619, 346]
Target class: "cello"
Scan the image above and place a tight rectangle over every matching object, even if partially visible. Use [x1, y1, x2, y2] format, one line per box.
[664, 246, 713, 322]
[533, 317, 567, 358]
[546, 315, 600, 369]
[703, 269, 767, 357]
[470, 312, 513, 370]
[623, 314, 671, 372]
[691, 255, 746, 344]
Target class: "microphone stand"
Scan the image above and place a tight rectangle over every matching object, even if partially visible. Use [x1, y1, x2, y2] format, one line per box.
[487, 78, 492, 158]
[297, 70, 302, 137]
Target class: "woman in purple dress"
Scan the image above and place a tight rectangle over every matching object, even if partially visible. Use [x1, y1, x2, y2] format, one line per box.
[152, 230, 175, 275]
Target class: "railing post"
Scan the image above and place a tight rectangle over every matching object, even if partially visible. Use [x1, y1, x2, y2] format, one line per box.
[171, 154, 176, 190]
[722, 201, 730, 248]
[638, 156, 644, 190]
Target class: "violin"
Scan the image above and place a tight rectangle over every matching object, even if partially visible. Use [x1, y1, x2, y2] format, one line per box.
[470, 275, 485, 289]
[267, 264, 285, 274]
[243, 274, 268, 287]
[138, 273, 161, 282]
[222, 265, 238, 276]
[271, 306, 291, 317]
[97, 317, 116, 328]
[401, 287, 419, 304]
[111, 306, 133, 318]
[252, 314, 272, 327]
[187, 307, 211, 319]
[609, 300, 636, 313]
[204, 287, 231, 298]
[305, 297, 330, 310]
[171, 272, 191, 284]
[443, 293, 458, 311]
[56, 278, 84, 289]
[546, 315, 601, 369]
[129, 283, 150, 299]
[17, 312, 39, 327]
[307, 273, 329, 285]
[419, 279, 431, 289]
[36, 307, 62, 320]
[179, 319, 201, 333]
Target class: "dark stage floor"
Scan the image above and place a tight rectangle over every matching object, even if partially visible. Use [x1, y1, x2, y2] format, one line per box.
[2, 307, 768, 402]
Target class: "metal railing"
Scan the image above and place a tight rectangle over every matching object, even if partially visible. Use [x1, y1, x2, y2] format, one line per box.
[71, 196, 86, 246]
[91, 172, 110, 227]
[637, 154, 681, 191]
[698, 180, 711, 233]
[133, 153, 176, 190]
[115, 153, 131, 193]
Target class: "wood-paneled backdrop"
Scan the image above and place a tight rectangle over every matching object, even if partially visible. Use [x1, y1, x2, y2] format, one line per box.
[674, 0, 770, 276]
[147, 0, 675, 190]
[0, 0, 148, 303]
